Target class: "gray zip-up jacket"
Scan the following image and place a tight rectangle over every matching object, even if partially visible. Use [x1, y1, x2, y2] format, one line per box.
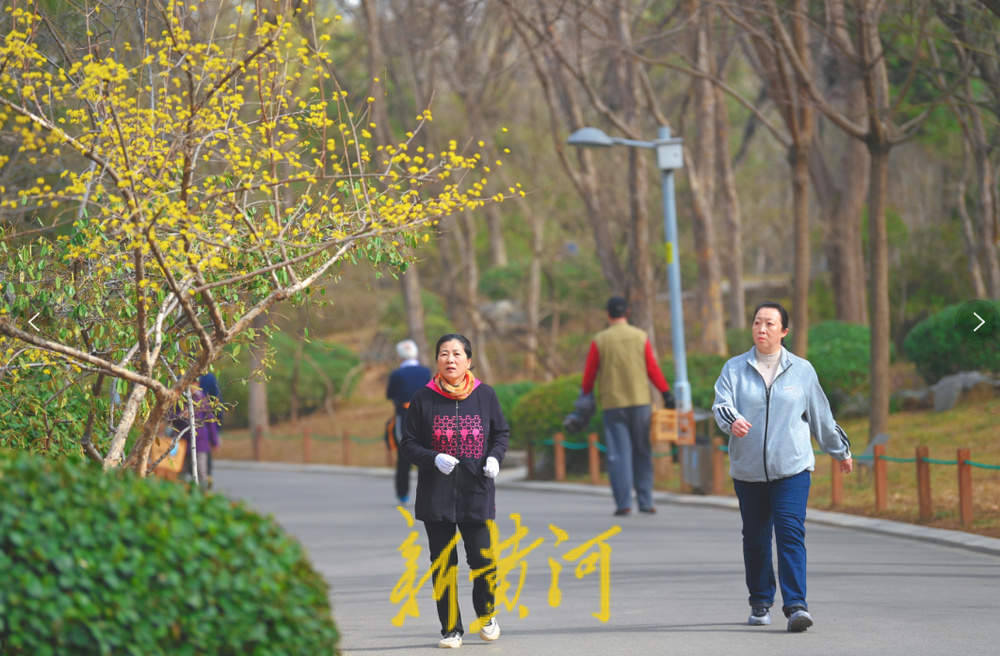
[712, 347, 851, 482]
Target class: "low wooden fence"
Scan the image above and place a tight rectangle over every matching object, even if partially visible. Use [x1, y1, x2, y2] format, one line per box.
[241, 426, 390, 466]
[541, 433, 999, 528]
[225, 426, 999, 528]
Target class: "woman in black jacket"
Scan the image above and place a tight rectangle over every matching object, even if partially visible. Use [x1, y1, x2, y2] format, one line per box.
[400, 333, 510, 649]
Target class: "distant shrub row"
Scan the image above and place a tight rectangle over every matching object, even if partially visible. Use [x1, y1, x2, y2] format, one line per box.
[505, 300, 1000, 446]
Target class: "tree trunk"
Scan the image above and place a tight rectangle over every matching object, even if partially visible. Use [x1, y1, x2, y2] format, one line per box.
[714, 83, 746, 330]
[790, 143, 811, 355]
[867, 143, 891, 445]
[972, 135, 1000, 296]
[402, 266, 429, 364]
[813, 0, 870, 324]
[525, 201, 544, 377]
[290, 331, 302, 424]
[957, 177, 989, 298]
[456, 212, 494, 382]
[362, 0, 430, 364]
[483, 201, 509, 268]
[689, 3, 727, 355]
[685, 156, 727, 356]
[248, 313, 269, 438]
[810, 133, 870, 324]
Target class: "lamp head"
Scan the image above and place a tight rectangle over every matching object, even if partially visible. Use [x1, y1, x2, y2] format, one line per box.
[567, 127, 613, 147]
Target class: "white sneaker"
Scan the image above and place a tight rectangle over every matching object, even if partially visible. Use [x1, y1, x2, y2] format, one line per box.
[479, 617, 500, 641]
[748, 606, 771, 625]
[787, 608, 813, 633]
[438, 631, 462, 648]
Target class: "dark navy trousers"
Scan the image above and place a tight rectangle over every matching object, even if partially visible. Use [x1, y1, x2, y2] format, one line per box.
[733, 469, 811, 615]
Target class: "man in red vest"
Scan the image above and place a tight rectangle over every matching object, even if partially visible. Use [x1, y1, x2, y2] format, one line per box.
[580, 296, 674, 516]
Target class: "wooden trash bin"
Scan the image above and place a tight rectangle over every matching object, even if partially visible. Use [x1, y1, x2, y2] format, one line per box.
[650, 408, 695, 446]
[151, 436, 187, 480]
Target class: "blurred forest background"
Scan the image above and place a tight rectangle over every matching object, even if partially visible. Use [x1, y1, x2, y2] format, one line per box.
[2, 0, 999, 453]
[218, 0, 1000, 439]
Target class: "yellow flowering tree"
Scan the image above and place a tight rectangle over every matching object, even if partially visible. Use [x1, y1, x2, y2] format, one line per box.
[0, 0, 506, 472]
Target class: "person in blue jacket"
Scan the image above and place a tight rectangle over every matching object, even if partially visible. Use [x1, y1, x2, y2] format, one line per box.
[399, 334, 509, 649]
[713, 302, 853, 633]
[386, 339, 431, 505]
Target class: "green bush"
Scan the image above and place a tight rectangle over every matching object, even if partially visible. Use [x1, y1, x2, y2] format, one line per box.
[0, 369, 107, 459]
[492, 380, 538, 421]
[902, 301, 1000, 384]
[216, 333, 360, 428]
[725, 328, 749, 358]
[807, 321, 872, 415]
[0, 451, 339, 655]
[660, 353, 730, 411]
[508, 374, 600, 449]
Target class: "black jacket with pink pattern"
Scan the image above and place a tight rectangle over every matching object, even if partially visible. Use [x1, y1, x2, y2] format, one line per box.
[400, 379, 510, 523]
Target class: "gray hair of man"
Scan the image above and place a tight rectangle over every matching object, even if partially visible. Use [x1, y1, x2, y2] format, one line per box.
[396, 339, 419, 361]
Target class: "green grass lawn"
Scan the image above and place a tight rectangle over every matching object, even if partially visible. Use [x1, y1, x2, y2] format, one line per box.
[653, 397, 1000, 538]
[812, 396, 1000, 537]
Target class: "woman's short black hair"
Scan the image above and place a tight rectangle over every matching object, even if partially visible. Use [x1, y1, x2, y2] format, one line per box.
[435, 333, 473, 360]
[752, 301, 789, 330]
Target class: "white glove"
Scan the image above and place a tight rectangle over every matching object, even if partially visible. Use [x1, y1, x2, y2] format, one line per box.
[483, 456, 499, 479]
[434, 453, 459, 475]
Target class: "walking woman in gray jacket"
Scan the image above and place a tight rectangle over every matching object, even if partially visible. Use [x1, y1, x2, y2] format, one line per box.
[713, 302, 853, 633]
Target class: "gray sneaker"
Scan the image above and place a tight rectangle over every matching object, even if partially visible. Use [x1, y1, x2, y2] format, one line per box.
[748, 606, 771, 626]
[786, 608, 813, 633]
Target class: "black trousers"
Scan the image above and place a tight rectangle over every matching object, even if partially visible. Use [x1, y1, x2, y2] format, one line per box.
[393, 414, 412, 500]
[423, 520, 496, 636]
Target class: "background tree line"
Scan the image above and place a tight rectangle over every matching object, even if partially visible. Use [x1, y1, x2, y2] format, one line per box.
[322, 0, 999, 447]
[3, 0, 998, 460]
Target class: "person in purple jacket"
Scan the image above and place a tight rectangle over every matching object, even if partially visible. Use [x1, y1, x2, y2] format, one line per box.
[399, 334, 509, 649]
[171, 382, 221, 489]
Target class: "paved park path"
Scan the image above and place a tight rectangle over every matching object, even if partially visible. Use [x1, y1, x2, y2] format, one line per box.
[216, 461, 1000, 655]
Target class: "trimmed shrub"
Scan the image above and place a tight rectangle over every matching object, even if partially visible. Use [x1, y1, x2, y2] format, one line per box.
[807, 321, 872, 415]
[660, 353, 730, 411]
[493, 380, 538, 422]
[508, 374, 601, 478]
[508, 374, 600, 449]
[0, 451, 339, 655]
[902, 301, 1000, 384]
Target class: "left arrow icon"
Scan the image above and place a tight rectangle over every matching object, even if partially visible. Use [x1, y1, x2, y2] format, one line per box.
[27, 312, 39, 330]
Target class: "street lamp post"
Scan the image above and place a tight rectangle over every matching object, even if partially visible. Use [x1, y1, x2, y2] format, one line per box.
[567, 125, 691, 412]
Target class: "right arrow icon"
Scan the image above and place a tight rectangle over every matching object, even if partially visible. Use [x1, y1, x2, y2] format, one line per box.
[972, 311, 986, 332]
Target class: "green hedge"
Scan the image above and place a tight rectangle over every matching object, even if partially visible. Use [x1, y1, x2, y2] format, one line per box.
[660, 353, 730, 411]
[902, 301, 1000, 384]
[493, 380, 538, 423]
[0, 451, 339, 655]
[508, 374, 600, 449]
[807, 321, 873, 415]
